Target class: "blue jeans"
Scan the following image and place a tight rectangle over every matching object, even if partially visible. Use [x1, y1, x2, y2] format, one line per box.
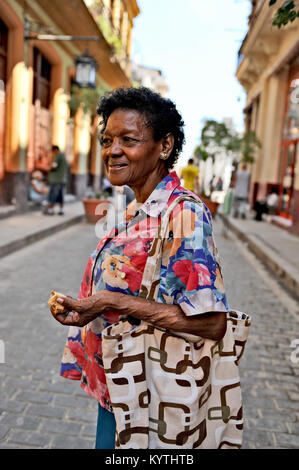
[48, 183, 65, 204]
[95, 404, 116, 449]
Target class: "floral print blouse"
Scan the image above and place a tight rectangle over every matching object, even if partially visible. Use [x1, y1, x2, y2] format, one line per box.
[60, 171, 229, 411]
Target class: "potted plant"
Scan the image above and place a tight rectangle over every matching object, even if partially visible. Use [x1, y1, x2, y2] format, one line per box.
[68, 85, 105, 118]
[193, 146, 220, 217]
[82, 191, 112, 224]
[198, 193, 220, 218]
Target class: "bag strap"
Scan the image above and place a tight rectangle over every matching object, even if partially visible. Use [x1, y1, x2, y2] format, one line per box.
[139, 194, 211, 301]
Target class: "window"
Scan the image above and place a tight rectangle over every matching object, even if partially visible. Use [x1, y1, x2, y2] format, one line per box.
[32, 47, 51, 108]
[282, 57, 299, 142]
[0, 18, 8, 84]
[278, 56, 299, 218]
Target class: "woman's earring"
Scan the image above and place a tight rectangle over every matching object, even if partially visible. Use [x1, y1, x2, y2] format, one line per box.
[160, 153, 168, 160]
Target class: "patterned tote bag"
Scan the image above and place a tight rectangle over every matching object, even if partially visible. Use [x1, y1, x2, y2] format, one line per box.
[102, 195, 251, 449]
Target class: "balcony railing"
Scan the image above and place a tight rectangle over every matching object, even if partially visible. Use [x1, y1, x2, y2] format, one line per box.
[84, 0, 122, 44]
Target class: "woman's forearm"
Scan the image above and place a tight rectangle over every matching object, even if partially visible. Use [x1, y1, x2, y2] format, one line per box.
[105, 292, 227, 341]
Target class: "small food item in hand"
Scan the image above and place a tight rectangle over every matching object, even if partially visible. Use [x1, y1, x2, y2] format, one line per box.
[48, 291, 67, 315]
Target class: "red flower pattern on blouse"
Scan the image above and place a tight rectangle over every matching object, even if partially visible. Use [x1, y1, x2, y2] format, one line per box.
[173, 260, 212, 291]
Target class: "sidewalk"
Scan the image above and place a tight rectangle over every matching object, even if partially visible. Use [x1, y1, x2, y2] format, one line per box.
[0, 201, 85, 260]
[218, 211, 299, 301]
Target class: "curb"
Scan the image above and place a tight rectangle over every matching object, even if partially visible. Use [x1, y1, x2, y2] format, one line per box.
[219, 213, 299, 301]
[0, 214, 85, 260]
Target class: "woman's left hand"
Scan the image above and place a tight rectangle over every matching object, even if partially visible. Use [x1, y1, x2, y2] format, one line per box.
[50, 291, 112, 327]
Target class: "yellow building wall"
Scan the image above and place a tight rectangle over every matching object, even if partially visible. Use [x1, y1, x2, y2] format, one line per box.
[0, 0, 139, 206]
[259, 69, 288, 184]
[237, 3, 299, 197]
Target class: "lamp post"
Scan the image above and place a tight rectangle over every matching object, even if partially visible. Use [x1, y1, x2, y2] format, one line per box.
[75, 50, 99, 88]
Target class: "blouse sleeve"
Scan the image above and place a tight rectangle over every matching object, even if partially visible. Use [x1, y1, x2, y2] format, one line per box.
[60, 249, 97, 380]
[158, 199, 230, 316]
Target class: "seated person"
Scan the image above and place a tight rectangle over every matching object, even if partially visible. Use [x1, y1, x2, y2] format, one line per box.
[266, 188, 279, 215]
[29, 170, 49, 204]
[253, 199, 268, 221]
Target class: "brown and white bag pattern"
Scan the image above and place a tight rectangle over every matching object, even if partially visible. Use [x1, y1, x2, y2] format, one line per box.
[102, 195, 251, 449]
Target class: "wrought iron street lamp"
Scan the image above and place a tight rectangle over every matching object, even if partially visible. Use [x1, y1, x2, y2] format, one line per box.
[75, 50, 99, 88]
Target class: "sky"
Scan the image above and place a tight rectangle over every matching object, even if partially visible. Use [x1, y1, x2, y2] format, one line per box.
[132, 0, 251, 165]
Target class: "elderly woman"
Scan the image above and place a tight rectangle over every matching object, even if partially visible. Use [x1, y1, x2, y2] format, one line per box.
[51, 87, 229, 449]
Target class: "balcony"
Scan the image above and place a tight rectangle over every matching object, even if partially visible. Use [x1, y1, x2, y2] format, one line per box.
[83, 0, 127, 60]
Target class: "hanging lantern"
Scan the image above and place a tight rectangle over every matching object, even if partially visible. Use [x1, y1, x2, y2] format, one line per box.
[75, 50, 98, 88]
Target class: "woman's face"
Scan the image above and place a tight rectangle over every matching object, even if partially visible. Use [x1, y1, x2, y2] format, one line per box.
[101, 109, 167, 189]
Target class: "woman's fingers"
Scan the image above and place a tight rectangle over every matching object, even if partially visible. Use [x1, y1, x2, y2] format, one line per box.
[50, 306, 81, 326]
[58, 311, 81, 325]
[56, 295, 82, 313]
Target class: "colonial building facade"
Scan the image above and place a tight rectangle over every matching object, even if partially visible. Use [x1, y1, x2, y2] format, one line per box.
[131, 63, 169, 97]
[236, 0, 299, 235]
[0, 0, 139, 208]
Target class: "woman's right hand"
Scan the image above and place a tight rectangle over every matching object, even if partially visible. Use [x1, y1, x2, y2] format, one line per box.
[49, 291, 113, 327]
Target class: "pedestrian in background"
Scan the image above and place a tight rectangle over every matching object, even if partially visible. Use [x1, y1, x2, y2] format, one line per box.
[123, 185, 135, 206]
[266, 187, 279, 215]
[44, 145, 68, 216]
[102, 175, 113, 196]
[180, 158, 199, 193]
[221, 180, 235, 237]
[29, 170, 49, 206]
[233, 163, 251, 219]
[115, 185, 135, 212]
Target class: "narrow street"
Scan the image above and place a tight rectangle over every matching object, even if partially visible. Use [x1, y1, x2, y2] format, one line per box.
[216, 218, 299, 449]
[0, 218, 298, 449]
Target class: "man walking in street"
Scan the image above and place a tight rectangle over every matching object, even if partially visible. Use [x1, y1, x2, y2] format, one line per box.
[44, 145, 68, 216]
[233, 163, 251, 219]
[180, 158, 199, 193]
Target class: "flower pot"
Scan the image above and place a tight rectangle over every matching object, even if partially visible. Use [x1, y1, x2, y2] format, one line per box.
[82, 198, 111, 224]
[198, 195, 219, 217]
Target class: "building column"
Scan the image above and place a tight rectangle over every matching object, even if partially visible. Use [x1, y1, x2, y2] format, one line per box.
[89, 115, 102, 193]
[0, 80, 6, 204]
[71, 108, 91, 198]
[290, 144, 299, 236]
[259, 69, 288, 191]
[51, 65, 68, 152]
[251, 79, 269, 201]
[4, 24, 30, 208]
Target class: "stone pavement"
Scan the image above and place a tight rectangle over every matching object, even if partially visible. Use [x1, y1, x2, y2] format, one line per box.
[0, 210, 298, 448]
[215, 222, 299, 449]
[0, 201, 85, 259]
[219, 211, 299, 301]
[0, 223, 100, 449]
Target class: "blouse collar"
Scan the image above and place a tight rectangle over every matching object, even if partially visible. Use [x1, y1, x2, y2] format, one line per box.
[125, 171, 181, 220]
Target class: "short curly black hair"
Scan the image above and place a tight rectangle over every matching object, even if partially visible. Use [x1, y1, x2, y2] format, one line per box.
[96, 87, 185, 169]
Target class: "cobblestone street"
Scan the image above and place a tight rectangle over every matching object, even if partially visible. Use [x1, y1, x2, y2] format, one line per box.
[218, 221, 299, 449]
[0, 218, 298, 449]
